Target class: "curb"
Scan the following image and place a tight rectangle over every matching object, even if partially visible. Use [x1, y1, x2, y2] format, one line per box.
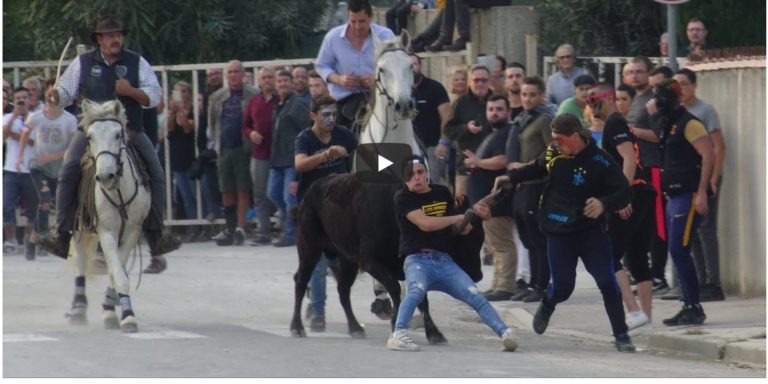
[648, 327, 766, 368]
[497, 304, 766, 368]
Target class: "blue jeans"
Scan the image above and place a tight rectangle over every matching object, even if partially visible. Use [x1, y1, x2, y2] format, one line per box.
[267, 166, 297, 239]
[3, 171, 35, 225]
[394, 252, 508, 336]
[666, 193, 702, 305]
[310, 254, 341, 318]
[200, 172, 220, 218]
[173, 171, 197, 220]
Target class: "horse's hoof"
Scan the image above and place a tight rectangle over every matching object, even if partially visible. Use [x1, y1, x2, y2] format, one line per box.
[290, 328, 306, 338]
[427, 333, 448, 345]
[103, 311, 119, 330]
[349, 330, 366, 339]
[67, 313, 88, 325]
[120, 316, 138, 333]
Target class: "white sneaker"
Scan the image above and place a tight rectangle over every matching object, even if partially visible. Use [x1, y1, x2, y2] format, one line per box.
[387, 330, 420, 351]
[211, 230, 230, 241]
[3, 241, 18, 254]
[501, 328, 519, 352]
[626, 310, 650, 330]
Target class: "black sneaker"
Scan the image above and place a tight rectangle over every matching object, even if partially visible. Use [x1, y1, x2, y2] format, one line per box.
[425, 37, 451, 52]
[663, 304, 706, 326]
[523, 288, 545, 303]
[614, 333, 636, 352]
[38, 230, 72, 259]
[444, 37, 469, 52]
[273, 237, 296, 247]
[652, 279, 670, 296]
[532, 300, 555, 335]
[516, 278, 529, 291]
[250, 235, 272, 246]
[510, 289, 531, 301]
[370, 298, 393, 320]
[484, 290, 514, 301]
[233, 228, 245, 246]
[699, 285, 725, 302]
[214, 229, 234, 246]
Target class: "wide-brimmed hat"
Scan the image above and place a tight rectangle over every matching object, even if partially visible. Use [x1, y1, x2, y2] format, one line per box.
[90, 16, 128, 43]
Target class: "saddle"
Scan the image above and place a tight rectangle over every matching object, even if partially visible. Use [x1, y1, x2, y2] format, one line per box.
[74, 143, 150, 233]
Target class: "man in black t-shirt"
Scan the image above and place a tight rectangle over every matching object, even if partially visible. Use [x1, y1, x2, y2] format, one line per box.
[294, 94, 357, 332]
[463, 94, 517, 301]
[386, 155, 519, 352]
[410, 53, 451, 186]
[588, 84, 656, 332]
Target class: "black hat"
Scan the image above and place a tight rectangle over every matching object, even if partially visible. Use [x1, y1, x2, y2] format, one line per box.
[90, 16, 128, 43]
[573, 74, 597, 87]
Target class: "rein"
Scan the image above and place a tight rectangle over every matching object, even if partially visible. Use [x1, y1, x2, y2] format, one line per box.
[367, 47, 409, 146]
[90, 118, 140, 246]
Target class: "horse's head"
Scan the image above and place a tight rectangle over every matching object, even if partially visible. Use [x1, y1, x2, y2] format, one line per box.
[373, 30, 415, 119]
[81, 99, 128, 190]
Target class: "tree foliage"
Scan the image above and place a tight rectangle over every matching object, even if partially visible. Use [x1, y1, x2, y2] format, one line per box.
[3, 0, 330, 65]
[536, 0, 765, 58]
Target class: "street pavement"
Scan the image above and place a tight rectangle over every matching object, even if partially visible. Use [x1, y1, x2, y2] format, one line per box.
[2, 242, 765, 378]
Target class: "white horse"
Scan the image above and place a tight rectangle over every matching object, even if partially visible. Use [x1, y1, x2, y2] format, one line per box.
[67, 99, 151, 333]
[360, 30, 425, 161]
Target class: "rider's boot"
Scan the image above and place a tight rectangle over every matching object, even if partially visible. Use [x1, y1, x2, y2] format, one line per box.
[144, 210, 181, 257]
[38, 229, 72, 259]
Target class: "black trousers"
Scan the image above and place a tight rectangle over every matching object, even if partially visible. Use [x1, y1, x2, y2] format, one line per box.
[513, 181, 548, 290]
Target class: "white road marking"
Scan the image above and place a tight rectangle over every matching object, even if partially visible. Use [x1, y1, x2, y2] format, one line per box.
[244, 324, 352, 339]
[123, 328, 206, 340]
[4, 333, 58, 342]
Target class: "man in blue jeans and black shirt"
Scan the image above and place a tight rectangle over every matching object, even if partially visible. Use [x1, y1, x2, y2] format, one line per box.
[387, 155, 519, 352]
[494, 113, 635, 352]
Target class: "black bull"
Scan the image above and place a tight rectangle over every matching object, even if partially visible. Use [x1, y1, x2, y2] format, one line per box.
[289, 173, 487, 343]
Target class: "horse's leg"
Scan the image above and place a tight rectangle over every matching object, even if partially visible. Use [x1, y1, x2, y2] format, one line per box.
[290, 233, 322, 338]
[361, 260, 402, 332]
[68, 234, 91, 325]
[99, 232, 137, 333]
[417, 296, 447, 345]
[333, 254, 365, 338]
[101, 283, 120, 329]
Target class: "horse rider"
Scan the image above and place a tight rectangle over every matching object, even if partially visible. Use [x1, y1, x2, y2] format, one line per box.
[40, 16, 181, 263]
[314, 0, 395, 134]
[314, 0, 397, 319]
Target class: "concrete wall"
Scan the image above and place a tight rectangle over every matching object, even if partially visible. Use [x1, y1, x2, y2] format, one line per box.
[689, 61, 766, 296]
[372, 5, 539, 73]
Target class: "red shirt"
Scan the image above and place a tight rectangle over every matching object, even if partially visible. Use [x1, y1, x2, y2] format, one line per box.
[242, 92, 277, 159]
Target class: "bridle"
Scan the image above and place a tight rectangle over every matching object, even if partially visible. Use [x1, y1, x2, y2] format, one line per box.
[367, 46, 415, 144]
[89, 117, 140, 246]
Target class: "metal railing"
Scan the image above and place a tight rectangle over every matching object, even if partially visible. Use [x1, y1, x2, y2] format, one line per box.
[4, 58, 315, 226]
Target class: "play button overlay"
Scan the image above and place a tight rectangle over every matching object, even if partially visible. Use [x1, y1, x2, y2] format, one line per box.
[354, 143, 413, 183]
[377, 154, 393, 172]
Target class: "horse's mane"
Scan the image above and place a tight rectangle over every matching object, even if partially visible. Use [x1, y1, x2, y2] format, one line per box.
[79, 99, 128, 131]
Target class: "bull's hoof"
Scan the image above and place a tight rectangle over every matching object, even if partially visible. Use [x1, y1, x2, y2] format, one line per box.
[349, 330, 366, 339]
[290, 328, 306, 338]
[102, 311, 119, 329]
[120, 316, 138, 333]
[427, 332, 448, 345]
